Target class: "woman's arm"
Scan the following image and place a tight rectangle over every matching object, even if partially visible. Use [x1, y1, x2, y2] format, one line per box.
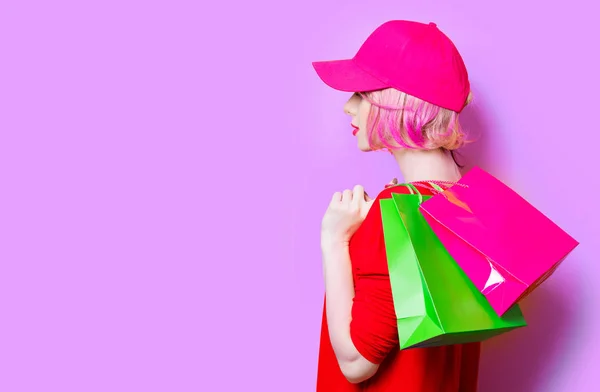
[320, 185, 398, 383]
[322, 240, 379, 383]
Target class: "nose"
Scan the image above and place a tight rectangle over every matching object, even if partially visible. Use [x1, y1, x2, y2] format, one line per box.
[343, 98, 356, 116]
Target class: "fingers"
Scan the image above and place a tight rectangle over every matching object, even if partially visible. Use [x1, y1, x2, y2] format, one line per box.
[330, 190, 352, 205]
[331, 191, 342, 203]
[352, 185, 365, 207]
[342, 189, 353, 205]
[331, 185, 371, 206]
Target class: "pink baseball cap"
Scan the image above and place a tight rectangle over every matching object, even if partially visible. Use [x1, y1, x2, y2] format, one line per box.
[312, 20, 470, 112]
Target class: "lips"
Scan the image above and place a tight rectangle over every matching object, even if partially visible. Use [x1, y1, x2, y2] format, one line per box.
[351, 124, 359, 136]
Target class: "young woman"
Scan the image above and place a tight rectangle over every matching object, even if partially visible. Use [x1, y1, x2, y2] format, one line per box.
[312, 20, 481, 391]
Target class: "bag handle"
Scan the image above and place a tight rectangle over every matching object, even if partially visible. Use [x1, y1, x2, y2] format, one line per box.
[395, 180, 468, 203]
[408, 180, 468, 198]
[403, 183, 423, 203]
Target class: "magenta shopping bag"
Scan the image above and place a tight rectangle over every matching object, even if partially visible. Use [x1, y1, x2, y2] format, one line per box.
[419, 167, 579, 316]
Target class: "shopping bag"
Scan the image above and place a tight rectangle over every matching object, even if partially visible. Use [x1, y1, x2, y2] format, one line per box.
[419, 167, 579, 316]
[380, 187, 527, 350]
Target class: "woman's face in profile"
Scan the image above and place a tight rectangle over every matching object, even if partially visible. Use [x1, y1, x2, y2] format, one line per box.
[344, 93, 372, 152]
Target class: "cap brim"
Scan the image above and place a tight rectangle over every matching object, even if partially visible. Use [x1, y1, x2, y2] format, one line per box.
[312, 59, 389, 92]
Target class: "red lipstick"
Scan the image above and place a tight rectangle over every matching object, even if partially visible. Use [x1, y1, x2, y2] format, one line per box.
[351, 124, 359, 136]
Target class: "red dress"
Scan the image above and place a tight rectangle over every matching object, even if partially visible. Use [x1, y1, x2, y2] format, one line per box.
[316, 184, 481, 391]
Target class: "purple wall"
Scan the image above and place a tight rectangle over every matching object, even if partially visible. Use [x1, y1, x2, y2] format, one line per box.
[1, 1, 594, 391]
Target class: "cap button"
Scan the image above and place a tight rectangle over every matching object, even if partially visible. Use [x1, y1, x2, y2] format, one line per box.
[429, 22, 437, 28]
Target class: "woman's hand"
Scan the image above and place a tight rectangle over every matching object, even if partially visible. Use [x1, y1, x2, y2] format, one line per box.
[321, 185, 374, 247]
[320, 184, 380, 383]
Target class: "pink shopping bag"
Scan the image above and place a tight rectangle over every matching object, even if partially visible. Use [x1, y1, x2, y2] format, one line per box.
[419, 167, 579, 316]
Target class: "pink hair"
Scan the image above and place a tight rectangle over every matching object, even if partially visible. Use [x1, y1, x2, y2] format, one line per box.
[359, 88, 473, 151]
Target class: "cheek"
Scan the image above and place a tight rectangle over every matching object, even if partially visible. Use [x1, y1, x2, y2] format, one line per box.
[358, 102, 371, 130]
[358, 106, 371, 146]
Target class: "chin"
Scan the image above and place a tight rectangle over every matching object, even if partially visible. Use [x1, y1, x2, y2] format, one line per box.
[357, 141, 373, 152]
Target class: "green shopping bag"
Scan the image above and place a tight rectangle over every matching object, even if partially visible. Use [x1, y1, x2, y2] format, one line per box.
[380, 186, 527, 349]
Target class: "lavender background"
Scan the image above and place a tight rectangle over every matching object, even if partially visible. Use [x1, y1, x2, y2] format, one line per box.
[1, 0, 596, 391]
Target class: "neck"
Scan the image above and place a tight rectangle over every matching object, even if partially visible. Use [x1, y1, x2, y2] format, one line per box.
[391, 148, 462, 183]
